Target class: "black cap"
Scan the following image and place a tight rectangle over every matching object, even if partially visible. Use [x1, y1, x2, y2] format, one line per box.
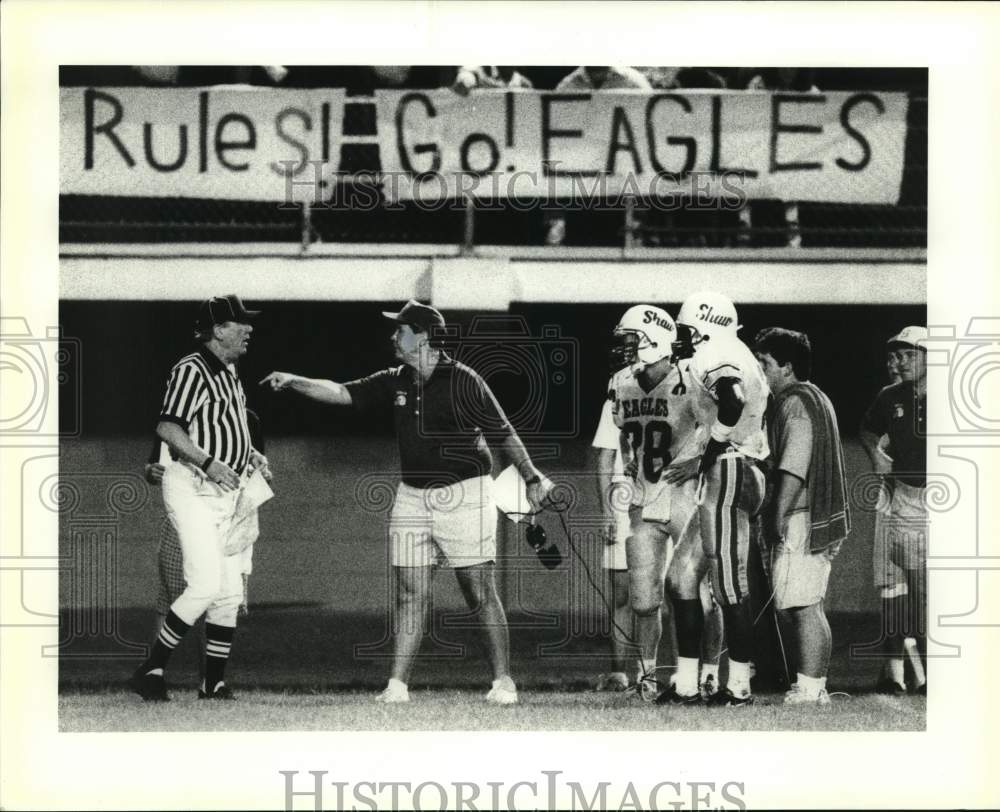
[381, 299, 445, 332]
[195, 294, 261, 332]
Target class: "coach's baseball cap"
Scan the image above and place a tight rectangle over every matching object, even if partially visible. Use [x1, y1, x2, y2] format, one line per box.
[195, 294, 261, 331]
[382, 299, 445, 332]
[887, 325, 928, 351]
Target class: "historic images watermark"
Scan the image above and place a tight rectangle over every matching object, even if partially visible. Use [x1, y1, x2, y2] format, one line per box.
[280, 769, 747, 811]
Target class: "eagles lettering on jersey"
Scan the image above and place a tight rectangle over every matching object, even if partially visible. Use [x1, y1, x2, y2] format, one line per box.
[609, 365, 700, 507]
[688, 333, 770, 460]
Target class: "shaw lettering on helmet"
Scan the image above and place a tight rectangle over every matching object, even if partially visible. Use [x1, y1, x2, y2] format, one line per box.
[698, 303, 734, 327]
[643, 309, 675, 331]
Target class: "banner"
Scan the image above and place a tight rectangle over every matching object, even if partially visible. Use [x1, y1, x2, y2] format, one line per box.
[61, 87, 910, 204]
[60, 87, 346, 202]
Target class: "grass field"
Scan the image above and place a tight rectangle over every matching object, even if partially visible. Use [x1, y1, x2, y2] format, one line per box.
[59, 606, 926, 732]
[59, 687, 925, 732]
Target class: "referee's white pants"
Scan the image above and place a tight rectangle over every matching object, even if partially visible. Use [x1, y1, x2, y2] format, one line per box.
[161, 462, 244, 628]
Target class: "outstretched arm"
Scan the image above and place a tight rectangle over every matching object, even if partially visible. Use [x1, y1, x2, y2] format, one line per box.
[260, 371, 353, 406]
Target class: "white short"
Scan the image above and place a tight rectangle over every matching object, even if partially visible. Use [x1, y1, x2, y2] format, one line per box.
[771, 512, 842, 611]
[873, 480, 927, 586]
[389, 476, 496, 568]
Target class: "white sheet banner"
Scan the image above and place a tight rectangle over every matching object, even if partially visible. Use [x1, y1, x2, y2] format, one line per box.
[61, 87, 910, 204]
[60, 87, 346, 201]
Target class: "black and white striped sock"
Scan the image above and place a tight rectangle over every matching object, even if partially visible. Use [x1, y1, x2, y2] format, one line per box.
[204, 623, 235, 692]
[145, 610, 192, 672]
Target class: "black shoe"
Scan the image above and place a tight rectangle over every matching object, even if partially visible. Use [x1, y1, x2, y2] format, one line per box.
[656, 686, 704, 706]
[875, 677, 907, 696]
[706, 688, 754, 707]
[914, 682, 926, 696]
[128, 667, 170, 702]
[198, 683, 236, 700]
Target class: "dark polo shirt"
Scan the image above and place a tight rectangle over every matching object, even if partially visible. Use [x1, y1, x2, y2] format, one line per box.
[345, 355, 513, 488]
[862, 380, 926, 488]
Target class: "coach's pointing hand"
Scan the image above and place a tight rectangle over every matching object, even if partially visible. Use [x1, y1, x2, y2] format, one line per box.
[260, 371, 297, 391]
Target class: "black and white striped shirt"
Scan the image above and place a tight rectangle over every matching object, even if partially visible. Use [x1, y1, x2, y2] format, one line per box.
[159, 346, 253, 474]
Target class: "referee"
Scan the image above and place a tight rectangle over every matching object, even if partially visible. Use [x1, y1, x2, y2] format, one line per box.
[129, 294, 266, 702]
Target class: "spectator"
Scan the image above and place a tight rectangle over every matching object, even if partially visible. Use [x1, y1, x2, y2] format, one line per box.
[859, 326, 929, 696]
[451, 66, 533, 95]
[556, 66, 652, 91]
[640, 66, 728, 90]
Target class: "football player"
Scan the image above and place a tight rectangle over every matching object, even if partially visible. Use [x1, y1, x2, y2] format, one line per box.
[607, 305, 722, 701]
[663, 291, 769, 706]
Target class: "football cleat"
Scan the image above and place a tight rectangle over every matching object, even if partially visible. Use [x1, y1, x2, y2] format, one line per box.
[875, 677, 907, 696]
[699, 673, 719, 702]
[595, 672, 631, 693]
[914, 682, 927, 696]
[198, 682, 236, 700]
[128, 667, 170, 702]
[706, 688, 754, 707]
[783, 684, 831, 706]
[486, 676, 518, 705]
[635, 675, 663, 703]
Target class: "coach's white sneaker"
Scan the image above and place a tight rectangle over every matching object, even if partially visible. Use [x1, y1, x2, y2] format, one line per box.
[486, 676, 518, 705]
[783, 684, 831, 706]
[376, 678, 410, 704]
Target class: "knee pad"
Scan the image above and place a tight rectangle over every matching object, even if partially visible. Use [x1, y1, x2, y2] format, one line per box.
[630, 591, 663, 618]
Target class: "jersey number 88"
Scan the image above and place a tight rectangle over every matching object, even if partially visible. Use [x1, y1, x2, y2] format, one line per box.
[622, 419, 672, 483]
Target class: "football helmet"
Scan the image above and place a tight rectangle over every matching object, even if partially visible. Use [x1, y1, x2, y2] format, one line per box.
[610, 305, 676, 373]
[672, 291, 740, 360]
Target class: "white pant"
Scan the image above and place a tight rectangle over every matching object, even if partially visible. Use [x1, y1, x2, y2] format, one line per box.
[161, 462, 244, 627]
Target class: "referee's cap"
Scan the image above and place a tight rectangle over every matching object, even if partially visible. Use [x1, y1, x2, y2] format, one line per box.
[887, 325, 927, 351]
[195, 294, 261, 331]
[382, 299, 445, 332]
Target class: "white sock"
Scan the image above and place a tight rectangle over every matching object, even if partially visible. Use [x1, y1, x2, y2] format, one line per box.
[904, 638, 926, 686]
[492, 676, 515, 690]
[887, 657, 905, 686]
[674, 657, 699, 696]
[638, 658, 657, 682]
[147, 667, 164, 676]
[700, 662, 719, 685]
[796, 673, 826, 697]
[387, 677, 408, 691]
[727, 660, 751, 696]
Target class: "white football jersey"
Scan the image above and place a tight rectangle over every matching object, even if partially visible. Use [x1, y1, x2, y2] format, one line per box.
[687, 333, 770, 460]
[609, 364, 700, 513]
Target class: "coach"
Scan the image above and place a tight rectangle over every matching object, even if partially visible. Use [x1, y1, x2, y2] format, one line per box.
[860, 326, 928, 695]
[755, 328, 851, 706]
[129, 294, 266, 702]
[261, 300, 554, 705]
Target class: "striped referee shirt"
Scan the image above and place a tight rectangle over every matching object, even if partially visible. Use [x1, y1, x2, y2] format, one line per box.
[159, 346, 253, 474]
